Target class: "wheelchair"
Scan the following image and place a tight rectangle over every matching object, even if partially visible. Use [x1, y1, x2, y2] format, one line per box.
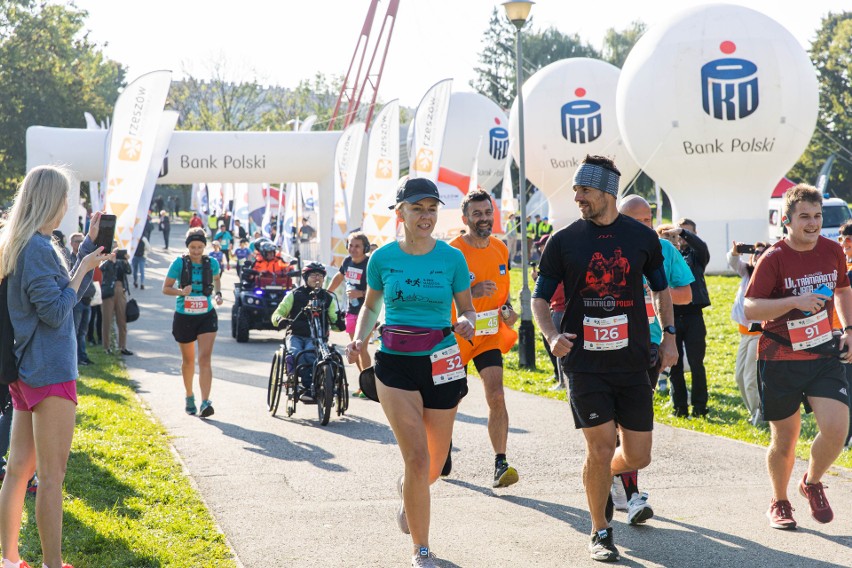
[266, 291, 349, 426]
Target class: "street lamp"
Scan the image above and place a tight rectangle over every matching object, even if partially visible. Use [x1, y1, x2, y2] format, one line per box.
[503, 1, 536, 368]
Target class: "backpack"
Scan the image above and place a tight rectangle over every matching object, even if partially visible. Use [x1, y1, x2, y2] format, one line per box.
[179, 255, 214, 296]
[0, 278, 19, 385]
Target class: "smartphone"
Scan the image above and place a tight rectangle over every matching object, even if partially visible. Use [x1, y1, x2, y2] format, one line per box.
[803, 283, 833, 316]
[735, 243, 756, 254]
[94, 214, 116, 253]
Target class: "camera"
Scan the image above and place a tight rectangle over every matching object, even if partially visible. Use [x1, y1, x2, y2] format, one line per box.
[735, 244, 756, 254]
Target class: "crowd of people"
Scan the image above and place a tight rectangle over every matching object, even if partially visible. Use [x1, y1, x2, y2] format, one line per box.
[1, 163, 850, 567]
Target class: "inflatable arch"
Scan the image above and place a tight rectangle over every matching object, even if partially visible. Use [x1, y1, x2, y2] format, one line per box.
[26, 126, 342, 263]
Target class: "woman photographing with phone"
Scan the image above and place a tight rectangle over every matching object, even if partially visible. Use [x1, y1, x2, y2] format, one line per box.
[346, 179, 475, 568]
[0, 166, 110, 568]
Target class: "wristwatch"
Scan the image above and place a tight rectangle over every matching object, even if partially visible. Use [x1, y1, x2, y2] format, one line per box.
[663, 325, 677, 335]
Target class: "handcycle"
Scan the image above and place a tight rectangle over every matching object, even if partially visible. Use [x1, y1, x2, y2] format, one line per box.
[266, 290, 348, 425]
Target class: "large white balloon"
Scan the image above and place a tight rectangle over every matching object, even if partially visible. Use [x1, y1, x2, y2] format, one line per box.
[617, 4, 818, 272]
[508, 58, 640, 230]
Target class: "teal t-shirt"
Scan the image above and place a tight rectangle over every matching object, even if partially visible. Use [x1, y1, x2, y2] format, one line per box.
[166, 256, 222, 315]
[367, 240, 469, 355]
[648, 238, 695, 344]
[214, 230, 233, 251]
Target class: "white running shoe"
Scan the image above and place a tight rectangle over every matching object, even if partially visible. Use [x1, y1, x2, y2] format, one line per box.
[611, 476, 628, 512]
[626, 492, 654, 525]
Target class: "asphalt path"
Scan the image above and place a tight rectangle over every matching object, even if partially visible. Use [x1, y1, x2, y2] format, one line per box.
[122, 240, 851, 567]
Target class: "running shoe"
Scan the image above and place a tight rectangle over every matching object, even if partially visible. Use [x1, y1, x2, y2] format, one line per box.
[440, 442, 452, 478]
[411, 546, 437, 568]
[610, 476, 628, 512]
[766, 498, 797, 530]
[589, 527, 619, 562]
[396, 474, 410, 535]
[799, 474, 833, 523]
[3, 561, 32, 568]
[185, 395, 197, 416]
[626, 492, 654, 525]
[492, 459, 519, 488]
[199, 400, 214, 418]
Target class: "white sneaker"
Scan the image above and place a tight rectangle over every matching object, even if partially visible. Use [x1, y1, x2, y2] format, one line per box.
[611, 476, 628, 511]
[411, 547, 438, 568]
[627, 492, 654, 525]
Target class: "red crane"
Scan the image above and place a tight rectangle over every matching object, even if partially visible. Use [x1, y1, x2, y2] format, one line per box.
[328, 0, 400, 131]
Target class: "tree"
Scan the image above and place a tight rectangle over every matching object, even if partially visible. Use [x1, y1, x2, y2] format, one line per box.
[471, 8, 601, 110]
[0, 1, 125, 197]
[602, 20, 646, 68]
[789, 12, 852, 200]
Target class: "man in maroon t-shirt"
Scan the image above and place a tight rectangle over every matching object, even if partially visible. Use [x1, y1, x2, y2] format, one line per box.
[745, 184, 852, 531]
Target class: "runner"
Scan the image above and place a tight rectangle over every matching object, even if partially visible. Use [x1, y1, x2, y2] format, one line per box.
[744, 184, 851, 529]
[532, 155, 677, 562]
[346, 178, 475, 568]
[443, 189, 520, 487]
[162, 227, 224, 418]
[328, 231, 371, 398]
[612, 195, 694, 525]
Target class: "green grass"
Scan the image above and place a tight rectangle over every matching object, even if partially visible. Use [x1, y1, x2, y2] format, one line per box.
[16, 350, 237, 568]
[496, 269, 851, 469]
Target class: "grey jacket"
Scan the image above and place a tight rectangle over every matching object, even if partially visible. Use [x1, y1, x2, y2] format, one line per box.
[9, 233, 96, 387]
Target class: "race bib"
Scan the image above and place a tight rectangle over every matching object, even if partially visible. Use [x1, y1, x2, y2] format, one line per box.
[786, 310, 832, 351]
[644, 288, 655, 324]
[184, 295, 209, 314]
[430, 344, 466, 385]
[583, 314, 629, 351]
[474, 309, 499, 336]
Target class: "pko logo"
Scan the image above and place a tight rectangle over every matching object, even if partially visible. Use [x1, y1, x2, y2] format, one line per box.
[489, 118, 509, 160]
[561, 88, 601, 144]
[701, 41, 759, 121]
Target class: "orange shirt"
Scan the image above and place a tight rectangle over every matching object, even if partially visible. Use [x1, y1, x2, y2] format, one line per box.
[450, 235, 518, 364]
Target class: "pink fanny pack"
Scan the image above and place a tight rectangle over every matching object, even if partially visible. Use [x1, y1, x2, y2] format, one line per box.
[379, 325, 451, 352]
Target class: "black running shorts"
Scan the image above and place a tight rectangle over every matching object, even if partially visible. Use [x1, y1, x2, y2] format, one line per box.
[375, 350, 468, 410]
[470, 349, 503, 374]
[757, 358, 850, 421]
[567, 370, 654, 431]
[172, 310, 218, 344]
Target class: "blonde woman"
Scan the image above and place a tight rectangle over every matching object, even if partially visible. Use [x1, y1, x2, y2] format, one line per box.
[346, 179, 475, 567]
[0, 166, 109, 568]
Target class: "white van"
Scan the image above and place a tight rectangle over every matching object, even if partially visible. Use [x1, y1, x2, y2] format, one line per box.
[768, 196, 852, 241]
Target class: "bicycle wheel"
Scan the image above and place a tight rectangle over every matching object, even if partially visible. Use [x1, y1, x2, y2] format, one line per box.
[336, 364, 349, 416]
[270, 352, 285, 417]
[267, 351, 280, 411]
[316, 364, 334, 426]
[285, 368, 298, 417]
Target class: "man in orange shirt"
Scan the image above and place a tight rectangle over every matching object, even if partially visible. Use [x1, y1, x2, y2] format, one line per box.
[445, 189, 520, 488]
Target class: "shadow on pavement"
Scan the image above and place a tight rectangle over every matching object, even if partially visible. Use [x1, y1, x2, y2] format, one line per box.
[202, 418, 347, 472]
[454, 411, 529, 434]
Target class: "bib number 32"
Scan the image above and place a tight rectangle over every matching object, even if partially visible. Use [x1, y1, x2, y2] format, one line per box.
[583, 314, 629, 351]
[431, 344, 466, 385]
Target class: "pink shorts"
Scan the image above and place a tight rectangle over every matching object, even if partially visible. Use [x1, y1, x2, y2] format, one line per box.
[346, 313, 358, 336]
[10, 379, 77, 412]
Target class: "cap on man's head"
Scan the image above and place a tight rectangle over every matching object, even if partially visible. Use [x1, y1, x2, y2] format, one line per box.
[390, 178, 444, 209]
[535, 214, 541, 218]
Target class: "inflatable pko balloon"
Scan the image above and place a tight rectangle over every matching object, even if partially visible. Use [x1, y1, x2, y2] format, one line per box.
[617, 4, 818, 272]
[508, 58, 640, 230]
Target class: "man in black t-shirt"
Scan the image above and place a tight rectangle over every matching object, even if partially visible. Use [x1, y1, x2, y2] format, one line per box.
[532, 155, 678, 563]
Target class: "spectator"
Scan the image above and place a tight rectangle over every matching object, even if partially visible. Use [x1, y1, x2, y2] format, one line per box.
[101, 247, 133, 356]
[189, 212, 204, 229]
[159, 210, 171, 250]
[87, 266, 103, 346]
[166, 196, 175, 220]
[143, 214, 155, 241]
[728, 240, 767, 425]
[659, 218, 711, 417]
[505, 213, 520, 264]
[0, 166, 108, 568]
[132, 235, 150, 290]
[174, 196, 181, 216]
[70, 232, 96, 366]
[537, 215, 553, 239]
